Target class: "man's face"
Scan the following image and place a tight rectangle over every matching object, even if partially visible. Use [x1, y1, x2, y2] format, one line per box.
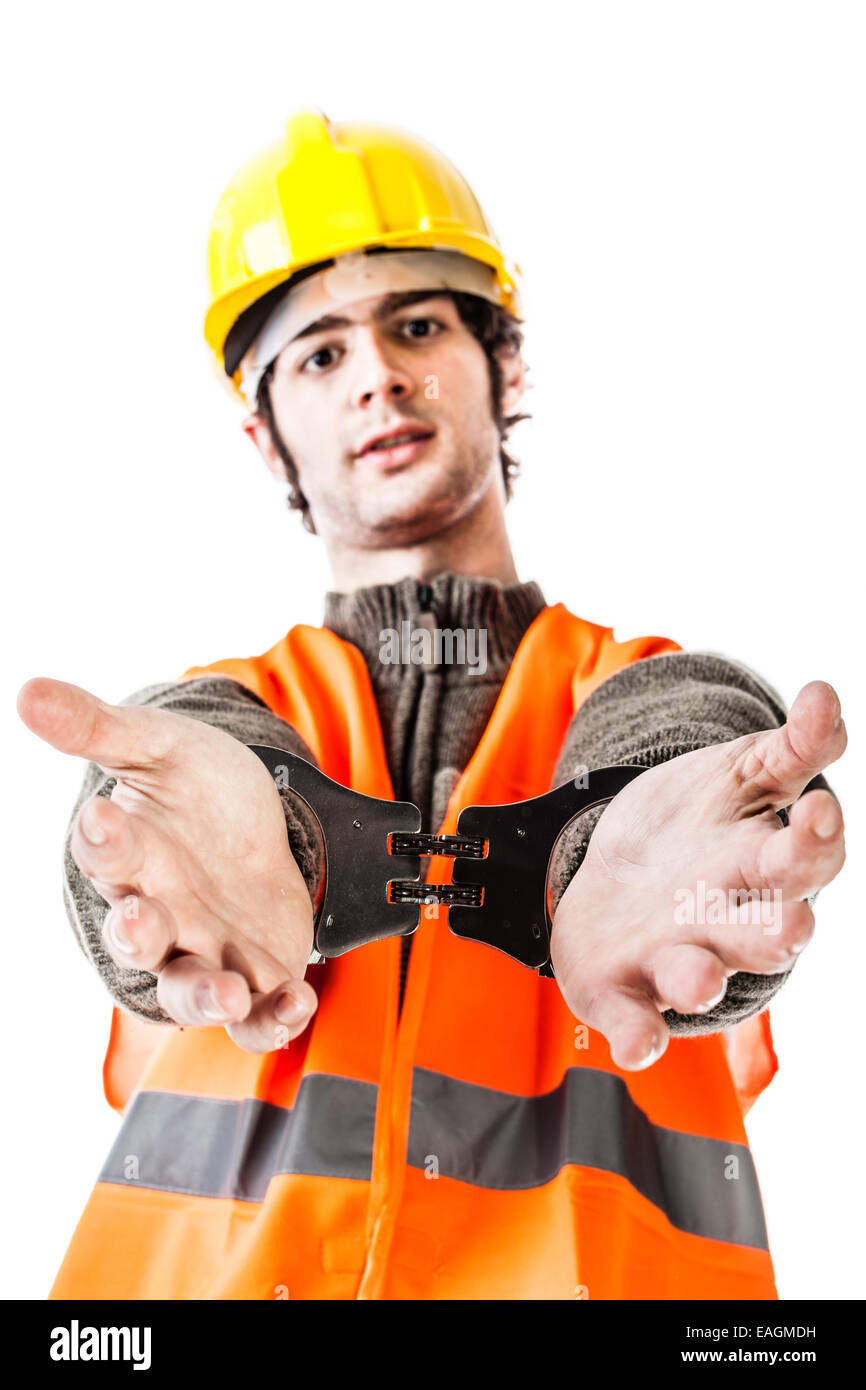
[244, 289, 525, 548]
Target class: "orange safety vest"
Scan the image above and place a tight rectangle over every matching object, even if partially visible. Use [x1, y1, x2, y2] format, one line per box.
[50, 603, 779, 1300]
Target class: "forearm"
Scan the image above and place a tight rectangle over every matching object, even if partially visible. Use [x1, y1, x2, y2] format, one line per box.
[63, 676, 325, 1023]
[548, 650, 837, 1036]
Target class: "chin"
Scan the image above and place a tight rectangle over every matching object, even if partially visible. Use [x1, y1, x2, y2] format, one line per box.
[364, 468, 475, 538]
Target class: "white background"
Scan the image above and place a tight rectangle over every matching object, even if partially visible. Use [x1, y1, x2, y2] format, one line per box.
[2, 0, 862, 1299]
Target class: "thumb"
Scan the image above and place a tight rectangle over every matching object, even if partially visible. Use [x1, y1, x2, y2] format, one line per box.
[17, 677, 168, 773]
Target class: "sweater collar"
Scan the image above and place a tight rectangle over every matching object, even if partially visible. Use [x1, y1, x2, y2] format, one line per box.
[322, 572, 547, 680]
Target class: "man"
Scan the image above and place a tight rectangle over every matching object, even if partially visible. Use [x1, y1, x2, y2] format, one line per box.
[18, 109, 846, 1300]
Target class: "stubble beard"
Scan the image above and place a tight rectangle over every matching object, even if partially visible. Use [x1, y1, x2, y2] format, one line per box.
[316, 437, 495, 551]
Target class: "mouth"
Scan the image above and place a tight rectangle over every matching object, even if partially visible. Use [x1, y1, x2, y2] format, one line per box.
[355, 428, 436, 470]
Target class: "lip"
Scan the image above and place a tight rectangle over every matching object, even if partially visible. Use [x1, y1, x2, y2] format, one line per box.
[355, 429, 435, 469]
[356, 423, 435, 457]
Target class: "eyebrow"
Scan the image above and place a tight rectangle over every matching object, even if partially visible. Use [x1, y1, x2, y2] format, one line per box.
[289, 290, 453, 343]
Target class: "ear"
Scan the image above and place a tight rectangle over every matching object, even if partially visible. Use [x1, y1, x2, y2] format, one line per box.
[242, 413, 288, 484]
[495, 341, 527, 417]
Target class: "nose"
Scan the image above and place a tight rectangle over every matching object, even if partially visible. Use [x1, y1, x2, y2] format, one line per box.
[351, 325, 415, 408]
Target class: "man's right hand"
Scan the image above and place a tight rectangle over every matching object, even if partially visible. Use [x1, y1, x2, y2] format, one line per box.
[17, 677, 318, 1052]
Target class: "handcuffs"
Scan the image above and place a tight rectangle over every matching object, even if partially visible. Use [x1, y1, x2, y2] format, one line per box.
[248, 746, 648, 977]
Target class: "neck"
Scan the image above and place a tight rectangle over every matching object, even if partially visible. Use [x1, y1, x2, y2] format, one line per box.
[323, 482, 520, 591]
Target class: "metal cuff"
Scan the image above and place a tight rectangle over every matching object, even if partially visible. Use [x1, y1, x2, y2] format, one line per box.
[249, 746, 647, 975]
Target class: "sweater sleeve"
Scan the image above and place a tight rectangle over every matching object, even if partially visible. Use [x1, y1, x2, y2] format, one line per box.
[62, 676, 326, 1025]
[547, 651, 838, 1038]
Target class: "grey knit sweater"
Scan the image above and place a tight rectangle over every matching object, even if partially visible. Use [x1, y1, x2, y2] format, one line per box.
[62, 573, 833, 1035]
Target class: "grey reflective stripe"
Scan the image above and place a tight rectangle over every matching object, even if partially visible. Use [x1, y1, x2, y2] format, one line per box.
[98, 1074, 376, 1200]
[407, 1066, 769, 1250]
[97, 1064, 768, 1251]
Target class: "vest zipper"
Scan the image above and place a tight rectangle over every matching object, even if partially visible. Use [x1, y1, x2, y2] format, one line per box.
[399, 582, 437, 810]
[397, 583, 438, 1019]
[361, 582, 440, 1294]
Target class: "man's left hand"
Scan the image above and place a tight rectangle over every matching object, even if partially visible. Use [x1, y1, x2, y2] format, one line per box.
[550, 680, 847, 1070]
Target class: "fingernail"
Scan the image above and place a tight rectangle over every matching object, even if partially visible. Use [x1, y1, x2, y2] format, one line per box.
[831, 692, 842, 729]
[106, 917, 139, 956]
[814, 803, 838, 839]
[634, 1039, 664, 1069]
[197, 983, 232, 1021]
[275, 989, 310, 1026]
[695, 985, 727, 1014]
[81, 803, 106, 844]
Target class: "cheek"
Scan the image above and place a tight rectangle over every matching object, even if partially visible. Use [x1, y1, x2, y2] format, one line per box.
[430, 353, 491, 422]
[278, 398, 339, 483]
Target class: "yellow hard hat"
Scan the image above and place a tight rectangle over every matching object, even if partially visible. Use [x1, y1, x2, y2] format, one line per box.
[204, 108, 523, 404]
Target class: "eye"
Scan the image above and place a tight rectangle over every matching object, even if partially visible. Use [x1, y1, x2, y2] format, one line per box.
[399, 316, 445, 339]
[299, 344, 343, 374]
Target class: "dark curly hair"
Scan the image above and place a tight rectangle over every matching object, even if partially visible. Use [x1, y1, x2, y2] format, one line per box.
[237, 280, 531, 534]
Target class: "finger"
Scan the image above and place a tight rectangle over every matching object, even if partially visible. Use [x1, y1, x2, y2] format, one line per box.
[157, 955, 252, 1027]
[102, 894, 177, 973]
[702, 897, 816, 975]
[583, 987, 669, 1071]
[645, 944, 730, 1016]
[70, 794, 147, 894]
[17, 677, 174, 773]
[226, 978, 319, 1054]
[730, 681, 847, 812]
[755, 790, 846, 900]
